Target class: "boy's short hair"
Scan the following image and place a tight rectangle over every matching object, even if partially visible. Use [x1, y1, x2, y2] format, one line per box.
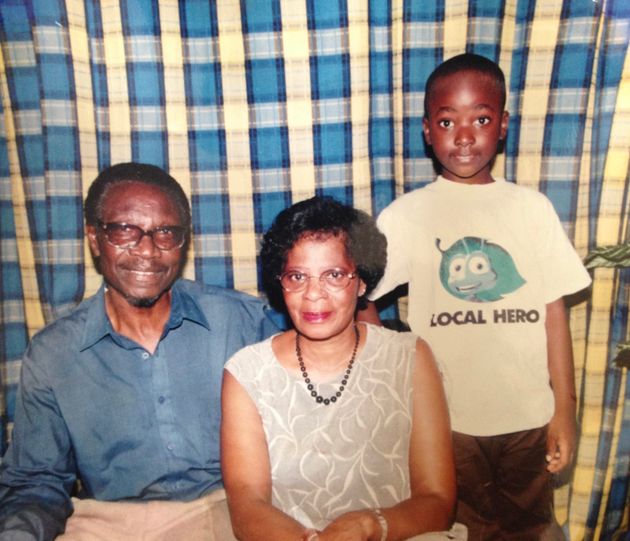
[424, 53, 506, 117]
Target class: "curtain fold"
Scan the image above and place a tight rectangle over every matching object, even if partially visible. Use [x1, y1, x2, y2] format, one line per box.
[0, 0, 628, 538]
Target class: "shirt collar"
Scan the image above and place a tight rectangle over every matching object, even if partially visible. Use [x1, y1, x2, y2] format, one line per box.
[80, 280, 210, 351]
[167, 280, 211, 331]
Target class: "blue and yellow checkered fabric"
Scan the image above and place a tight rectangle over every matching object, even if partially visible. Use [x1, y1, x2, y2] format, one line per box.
[0, 1, 628, 538]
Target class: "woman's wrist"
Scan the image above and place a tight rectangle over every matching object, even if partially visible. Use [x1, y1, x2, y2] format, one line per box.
[300, 528, 319, 541]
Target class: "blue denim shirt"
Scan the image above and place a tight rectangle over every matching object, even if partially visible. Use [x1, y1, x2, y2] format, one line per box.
[0, 279, 279, 540]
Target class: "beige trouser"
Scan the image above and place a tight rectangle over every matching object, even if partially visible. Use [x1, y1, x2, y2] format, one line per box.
[56, 489, 236, 541]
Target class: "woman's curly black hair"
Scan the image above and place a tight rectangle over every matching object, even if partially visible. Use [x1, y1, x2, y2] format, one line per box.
[260, 196, 387, 312]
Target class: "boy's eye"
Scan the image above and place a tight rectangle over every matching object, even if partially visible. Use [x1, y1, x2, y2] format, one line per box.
[438, 119, 452, 128]
[476, 116, 491, 126]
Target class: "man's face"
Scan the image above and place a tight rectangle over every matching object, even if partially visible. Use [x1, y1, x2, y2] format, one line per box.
[423, 71, 508, 184]
[87, 181, 186, 307]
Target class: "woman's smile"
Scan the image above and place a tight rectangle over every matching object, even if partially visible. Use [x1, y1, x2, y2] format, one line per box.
[301, 311, 332, 323]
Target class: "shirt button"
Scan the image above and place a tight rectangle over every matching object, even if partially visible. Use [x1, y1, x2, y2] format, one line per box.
[167, 444, 174, 451]
[158, 396, 165, 404]
[141, 352, 149, 359]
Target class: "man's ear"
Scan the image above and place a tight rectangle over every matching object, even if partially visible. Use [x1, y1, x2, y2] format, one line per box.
[500, 111, 509, 140]
[86, 225, 101, 258]
[422, 117, 432, 145]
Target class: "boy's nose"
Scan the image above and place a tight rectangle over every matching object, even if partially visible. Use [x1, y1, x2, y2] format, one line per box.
[455, 126, 474, 146]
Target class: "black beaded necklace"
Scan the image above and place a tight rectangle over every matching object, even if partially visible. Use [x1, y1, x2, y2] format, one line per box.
[295, 324, 360, 406]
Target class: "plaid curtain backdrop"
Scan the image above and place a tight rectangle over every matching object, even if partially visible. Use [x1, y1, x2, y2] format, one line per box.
[0, 0, 628, 538]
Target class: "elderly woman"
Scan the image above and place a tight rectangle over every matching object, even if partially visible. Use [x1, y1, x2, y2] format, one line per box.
[221, 196, 463, 541]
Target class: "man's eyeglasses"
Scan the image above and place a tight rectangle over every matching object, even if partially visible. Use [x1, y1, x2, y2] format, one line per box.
[278, 269, 357, 293]
[97, 222, 187, 251]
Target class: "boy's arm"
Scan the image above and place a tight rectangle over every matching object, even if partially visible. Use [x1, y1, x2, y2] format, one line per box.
[545, 297, 577, 473]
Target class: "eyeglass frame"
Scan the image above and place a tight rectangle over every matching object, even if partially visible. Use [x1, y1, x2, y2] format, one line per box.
[96, 221, 187, 251]
[277, 269, 358, 293]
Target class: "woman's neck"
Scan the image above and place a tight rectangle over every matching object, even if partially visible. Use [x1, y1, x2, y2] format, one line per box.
[296, 323, 362, 374]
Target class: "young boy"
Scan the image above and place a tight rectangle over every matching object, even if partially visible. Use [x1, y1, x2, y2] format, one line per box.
[362, 54, 592, 539]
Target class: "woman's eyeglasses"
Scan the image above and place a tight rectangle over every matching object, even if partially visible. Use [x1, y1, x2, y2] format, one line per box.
[278, 269, 357, 292]
[97, 221, 186, 251]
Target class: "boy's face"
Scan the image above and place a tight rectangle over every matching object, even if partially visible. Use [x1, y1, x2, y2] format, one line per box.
[423, 70, 509, 184]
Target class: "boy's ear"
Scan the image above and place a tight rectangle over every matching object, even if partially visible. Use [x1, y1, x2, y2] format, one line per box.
[423, 117, 432, 145]
[500, 111, 509, 140]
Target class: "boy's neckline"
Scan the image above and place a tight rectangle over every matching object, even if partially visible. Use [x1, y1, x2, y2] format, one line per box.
[436, 175, 503, 187]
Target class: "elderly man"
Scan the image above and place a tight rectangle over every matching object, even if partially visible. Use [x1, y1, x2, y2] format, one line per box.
[0, 163, 278, 540]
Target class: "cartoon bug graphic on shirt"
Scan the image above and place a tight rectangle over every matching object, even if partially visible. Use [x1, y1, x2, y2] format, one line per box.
[436, 237, 525, 302]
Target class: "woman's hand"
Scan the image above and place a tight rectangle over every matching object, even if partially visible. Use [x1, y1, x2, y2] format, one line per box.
[317, 510, 381, 541]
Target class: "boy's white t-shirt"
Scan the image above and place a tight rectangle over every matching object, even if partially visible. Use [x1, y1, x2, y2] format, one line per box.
[371, 176, 591, 436]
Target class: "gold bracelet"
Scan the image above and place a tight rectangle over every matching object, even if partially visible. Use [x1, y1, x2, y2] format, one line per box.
[372, 508, 388, 541]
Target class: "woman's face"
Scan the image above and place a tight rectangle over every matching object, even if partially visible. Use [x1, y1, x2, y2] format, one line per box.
[282, 234, 366, 342]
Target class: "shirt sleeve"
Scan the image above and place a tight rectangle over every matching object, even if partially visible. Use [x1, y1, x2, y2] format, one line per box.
[536, 195, 592, 303]
[0, 339, 76, 541]
[368, 202, 411, 301]
[233, 291, 284, 345]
